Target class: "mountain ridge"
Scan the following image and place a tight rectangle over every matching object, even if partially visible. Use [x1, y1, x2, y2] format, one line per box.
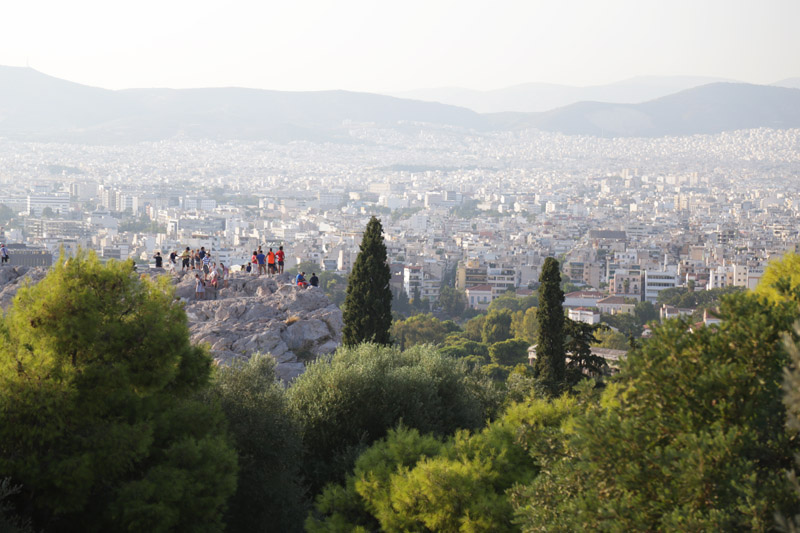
[1, 66, 799, 141]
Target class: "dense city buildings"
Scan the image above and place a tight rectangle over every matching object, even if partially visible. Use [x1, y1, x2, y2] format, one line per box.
[0, 126, 798, 319]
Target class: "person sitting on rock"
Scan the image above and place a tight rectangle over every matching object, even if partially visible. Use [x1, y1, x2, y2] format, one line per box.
[296, 271, 308, 288]
[309, 272, 319, 287]
[153, 251, 163, 268]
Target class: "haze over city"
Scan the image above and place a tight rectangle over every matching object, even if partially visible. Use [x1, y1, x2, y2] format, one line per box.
[1, 0, 798, 93]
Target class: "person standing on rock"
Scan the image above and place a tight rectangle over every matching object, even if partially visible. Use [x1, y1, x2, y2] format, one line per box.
[0, 244, 8, 265]
[169, 250, 178, 272]
[256, 249, 266, 276]
[181, 247, 191, 271]
[202, 252, 212, 280]
[267, 248, 276, 276]
[276, 245, 285, 274]
[195, 274, 205, 301]
[220, 263, 229, 288]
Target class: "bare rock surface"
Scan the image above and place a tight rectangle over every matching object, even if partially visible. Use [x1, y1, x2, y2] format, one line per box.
[0, 266, 342, 383]
[174, 271, 342, 382]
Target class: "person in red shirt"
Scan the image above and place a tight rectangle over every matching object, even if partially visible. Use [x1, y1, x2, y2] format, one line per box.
[267, 248, 276, 276]
[276, 246, 285, 274]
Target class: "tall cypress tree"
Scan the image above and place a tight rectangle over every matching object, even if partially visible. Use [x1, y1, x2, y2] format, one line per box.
[342, 216, 393, 346]
[535, 257, 565, 394]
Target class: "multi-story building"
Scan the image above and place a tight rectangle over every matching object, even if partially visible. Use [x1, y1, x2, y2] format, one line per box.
[644, 267, 679, 303]
[26, 194, 70, 216]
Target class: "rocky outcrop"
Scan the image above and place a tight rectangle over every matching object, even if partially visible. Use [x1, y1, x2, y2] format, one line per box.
[0, 266, 342, 383]
[174, 271, 342, 382]
[0, 266, 49, 310]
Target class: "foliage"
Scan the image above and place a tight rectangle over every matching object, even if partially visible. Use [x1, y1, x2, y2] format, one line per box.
[438, 286, 468, 318]
[438, 337, 489, 361]
[489, 338, 530, 366]
[286, 343, 495, 492]
[591, 327, 630, 351]
[342, 217, 393, 346]
[391, 314, 460, 349]
[779, 325, 800, 532]
[0, 478, 32, 533]
[514, 292, 800, 531]
[563, 319, 607, 384]
[308, 397, 580, 533]
[511, 307, 538, 344]
[658, 285, 744, 309]
[488, 293, 538, 314]
[757, 253, 800, 305]
[0, 251, 237, 531]
[535, 257, 566, 395]
[203, 355, 305, 533]
[482, 308, 514, 344]
[463, 314, 487, 341]
[600, 312, 643, 338]
[633, 300, 658, 325]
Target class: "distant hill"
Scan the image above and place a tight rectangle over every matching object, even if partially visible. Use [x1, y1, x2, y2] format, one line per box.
[391, 76, 735, 113]
[1, 67, 799, 141]
[0, 66, 487, 142]
[488, 83, 800, 137]
[774, 78, 800, 90]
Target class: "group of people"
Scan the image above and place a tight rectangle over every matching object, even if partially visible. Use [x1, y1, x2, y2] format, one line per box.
[243, 246, 285, 277]
[151, 243, 320, 301]
[294, 271, 319, 288]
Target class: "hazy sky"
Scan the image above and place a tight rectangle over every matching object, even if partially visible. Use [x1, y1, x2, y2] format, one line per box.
[1, 0, 798, 92]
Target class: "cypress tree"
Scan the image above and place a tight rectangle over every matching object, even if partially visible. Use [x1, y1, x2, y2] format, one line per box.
[535, 257, 565, 394]
[342, 216, 393, 346]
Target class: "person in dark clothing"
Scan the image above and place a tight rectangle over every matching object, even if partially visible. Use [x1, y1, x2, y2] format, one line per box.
[309, 272, 319, 287]
[153, 252, 163, 268]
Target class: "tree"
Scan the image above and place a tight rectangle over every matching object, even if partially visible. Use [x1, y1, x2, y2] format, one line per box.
[0, 251, 237, 531]
[563, 319, 607, 383]
[756, 252, 800, 305]
[342, 216, 393, 346]
[286, 343, 495, 492]
[535, 257, 566, 394]
[392, 314, 460, 349]
[308, 397, 580, 532]
[511, 307, 539, 344]
[488, 338, 530, 366]
[203, 355, 305, 533]
[438, 286, 467, 318]
[633, 300, 658, 325]
[463, 314, 487, 341]
[591, 328, 630, 351]
[481, 308, 514, 344]
[515, 292, 800, 531]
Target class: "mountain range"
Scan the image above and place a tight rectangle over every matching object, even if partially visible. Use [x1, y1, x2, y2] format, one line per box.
[0, 66, 799, 142]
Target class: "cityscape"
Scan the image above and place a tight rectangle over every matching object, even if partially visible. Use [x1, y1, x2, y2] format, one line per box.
[1, 125, 798, 322]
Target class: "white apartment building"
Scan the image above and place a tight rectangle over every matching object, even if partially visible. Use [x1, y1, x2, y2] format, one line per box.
[26, 194, 70, 216]
[644, 268, 679, 303]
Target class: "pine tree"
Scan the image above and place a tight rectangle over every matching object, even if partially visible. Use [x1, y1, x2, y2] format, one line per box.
[535, 257, 565, 394]
[342, 216, 393, 346]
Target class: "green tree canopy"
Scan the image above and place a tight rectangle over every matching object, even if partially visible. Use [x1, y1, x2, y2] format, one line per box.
[286, 343, 496, 492]
[515, 292, 800, 531]
[481, 308, 514, 344]
[342, 216, 393, 346]
[438, 286, 468, 318]
[0, 251, 237, 531]
[203, 355, 305, 533]
[391, 314, 460, 349]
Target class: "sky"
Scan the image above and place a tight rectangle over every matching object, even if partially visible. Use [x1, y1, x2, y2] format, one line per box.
[0, 0, 798, 93]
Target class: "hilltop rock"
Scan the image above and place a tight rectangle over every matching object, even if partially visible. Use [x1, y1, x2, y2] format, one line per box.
[0, 266, 342, 383]
[0, 266, 49, 309]
[174, 271, 342, 382]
